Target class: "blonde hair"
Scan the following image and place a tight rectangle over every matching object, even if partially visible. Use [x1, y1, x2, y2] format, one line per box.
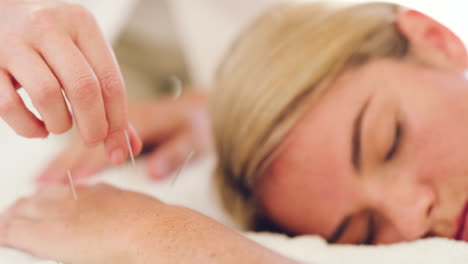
[211, 1, 409, 230]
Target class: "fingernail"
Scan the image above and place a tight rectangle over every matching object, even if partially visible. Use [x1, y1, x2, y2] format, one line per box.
[40, 130, 49, 138]
[111, 148, 125, 164]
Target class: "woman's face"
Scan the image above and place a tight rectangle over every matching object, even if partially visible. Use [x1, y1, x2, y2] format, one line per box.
[256, 58, 468, 244]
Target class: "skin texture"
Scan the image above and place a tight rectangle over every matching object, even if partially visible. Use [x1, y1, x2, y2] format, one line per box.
[37, 90, 213, 184]
[0, 0, 141, 165]
[0, 184, 297, 264]
[256, 10, 468, 244]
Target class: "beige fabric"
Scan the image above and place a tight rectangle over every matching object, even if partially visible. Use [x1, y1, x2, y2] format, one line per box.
[71, 0, 138, 42]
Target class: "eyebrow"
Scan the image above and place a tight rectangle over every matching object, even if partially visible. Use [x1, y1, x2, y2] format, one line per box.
[351, 100, 371, 172]
[363, 212, 376, 244]
[328, 213, 375, 244]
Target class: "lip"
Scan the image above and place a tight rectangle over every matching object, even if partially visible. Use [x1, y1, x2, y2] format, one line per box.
[454, 200, 468, 240]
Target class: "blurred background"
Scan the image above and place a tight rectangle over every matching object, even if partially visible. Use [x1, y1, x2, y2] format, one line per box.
[111, 0, 189, 101]
[92, 0, 273, 101]
[89, 0, 468, 103]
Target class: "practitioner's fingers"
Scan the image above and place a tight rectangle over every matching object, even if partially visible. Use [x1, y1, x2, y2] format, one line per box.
[35, 185, 73, 201]
[7, 43, 71, 135]
[72, 10, 132, 165]
[35, 29, 107, 146]
[147, 132, 195, 180]
[127, 122, 143, 156]
[37, 123, 142, 185]
[36, 139, 106, 185]
[0, 70, 48, 137]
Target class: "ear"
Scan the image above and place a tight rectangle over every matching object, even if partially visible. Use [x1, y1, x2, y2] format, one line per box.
[396, 8, 468, 70]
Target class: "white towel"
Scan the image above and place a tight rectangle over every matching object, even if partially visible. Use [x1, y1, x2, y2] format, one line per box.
[1, 157, 467, 263]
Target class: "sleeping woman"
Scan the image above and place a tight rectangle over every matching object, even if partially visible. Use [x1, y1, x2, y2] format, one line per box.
[0, 1, 468, 263]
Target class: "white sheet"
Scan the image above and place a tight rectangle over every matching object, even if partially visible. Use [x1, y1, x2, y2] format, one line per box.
[1, 149, 468, 263]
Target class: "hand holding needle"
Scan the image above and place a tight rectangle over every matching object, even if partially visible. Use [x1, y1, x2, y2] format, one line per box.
[66, 130, 136, 201]
[124, 130, 138, 176]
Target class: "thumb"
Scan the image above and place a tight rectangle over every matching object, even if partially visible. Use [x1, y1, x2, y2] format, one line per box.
[127, 122, 143, 156]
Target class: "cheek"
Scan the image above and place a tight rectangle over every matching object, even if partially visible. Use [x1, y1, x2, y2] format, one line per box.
[404, 118, 466, 185]
[399, 97, 468, 216]
[400, 81, 468, 182]
[256, 163, 361, 237]
[374, 222, 406, 244]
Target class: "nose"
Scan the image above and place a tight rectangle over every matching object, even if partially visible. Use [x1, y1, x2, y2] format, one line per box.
[369, 178, 435, 242]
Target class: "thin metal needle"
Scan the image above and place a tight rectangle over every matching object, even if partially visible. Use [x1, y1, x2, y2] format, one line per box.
[171, 150, 195, 186]
[168, 75, 193, 186]
[67, 170, 78, 201]
[124, 130, 138, 175]
[169, 75, 182, 100]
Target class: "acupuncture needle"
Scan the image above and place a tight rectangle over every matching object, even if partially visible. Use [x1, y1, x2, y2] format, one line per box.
[67, 170, 78, 201]
[169, 75, 182, 100]
[171, 150, 195, 186]
[168, 75, 194, 185]
[124, 130, 138, 176]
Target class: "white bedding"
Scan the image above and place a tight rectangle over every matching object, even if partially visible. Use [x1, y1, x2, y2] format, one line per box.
[1, 150, 468, 263]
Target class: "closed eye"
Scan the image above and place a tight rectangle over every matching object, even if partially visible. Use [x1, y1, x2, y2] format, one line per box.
[384, 122, 401, 161]
[363, 212, 376, 245]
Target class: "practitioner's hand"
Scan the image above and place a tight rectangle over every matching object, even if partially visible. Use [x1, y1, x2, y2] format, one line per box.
[37, 90, 213, 184]
[0, 1, 138, 165]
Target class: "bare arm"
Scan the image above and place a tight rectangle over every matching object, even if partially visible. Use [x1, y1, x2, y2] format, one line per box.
[0, 184, 299, 264]
[134, 205, 298, 264]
